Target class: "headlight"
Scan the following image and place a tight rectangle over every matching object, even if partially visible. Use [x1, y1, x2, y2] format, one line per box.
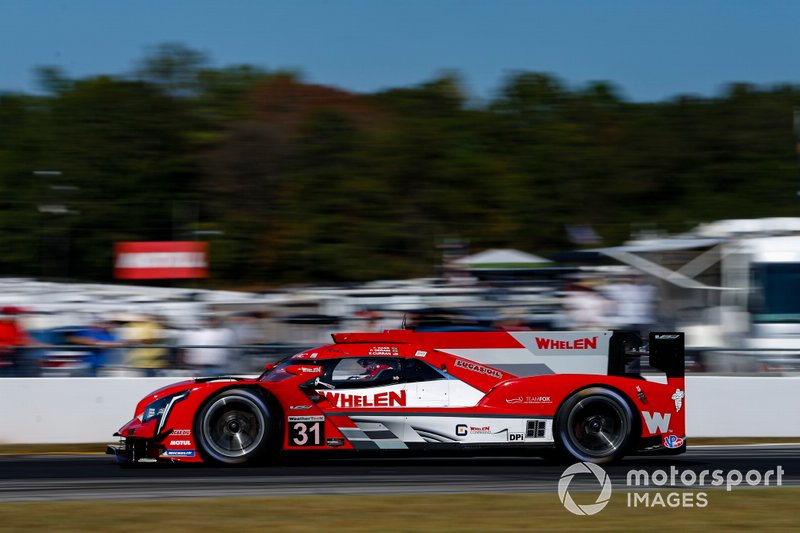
[141, 391, 189, 433]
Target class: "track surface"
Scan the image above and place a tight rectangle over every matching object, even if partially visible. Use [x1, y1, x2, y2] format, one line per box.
[0, 445, 798, 502]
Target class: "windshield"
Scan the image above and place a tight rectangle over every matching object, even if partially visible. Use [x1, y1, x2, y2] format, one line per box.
[259, 358, 308, 382]
[750, 263, 800, 322]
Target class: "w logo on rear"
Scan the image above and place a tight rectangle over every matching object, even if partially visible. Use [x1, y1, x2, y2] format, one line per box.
[642, 411, 671, 433]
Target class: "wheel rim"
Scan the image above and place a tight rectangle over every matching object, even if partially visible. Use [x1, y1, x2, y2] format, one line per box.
[201, 395, 266, 459]
[565, 396, 628, 458]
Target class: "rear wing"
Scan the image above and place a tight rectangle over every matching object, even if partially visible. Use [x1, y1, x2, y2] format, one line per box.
[608, 331, 685, 378]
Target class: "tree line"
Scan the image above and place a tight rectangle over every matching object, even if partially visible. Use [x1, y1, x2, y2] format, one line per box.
[1, 43, 799, 285]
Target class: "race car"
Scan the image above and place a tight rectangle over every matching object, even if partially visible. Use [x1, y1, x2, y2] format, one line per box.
[108, 329, 685, 465]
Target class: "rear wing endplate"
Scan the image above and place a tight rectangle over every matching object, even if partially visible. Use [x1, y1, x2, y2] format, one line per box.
[608, 331, 685, 378]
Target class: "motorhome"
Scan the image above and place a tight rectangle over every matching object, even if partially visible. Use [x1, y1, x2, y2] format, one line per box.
[594, 218, 800, 371]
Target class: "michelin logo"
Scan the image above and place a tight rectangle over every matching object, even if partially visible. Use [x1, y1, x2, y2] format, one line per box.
[163, 449, 196, 457]
[671, 388, 685, 412]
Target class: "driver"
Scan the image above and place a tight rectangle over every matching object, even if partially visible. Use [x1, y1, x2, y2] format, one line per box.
[357, 358, 391, 380]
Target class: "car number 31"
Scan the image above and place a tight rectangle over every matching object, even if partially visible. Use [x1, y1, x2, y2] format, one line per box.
[289, 420, 324, 446]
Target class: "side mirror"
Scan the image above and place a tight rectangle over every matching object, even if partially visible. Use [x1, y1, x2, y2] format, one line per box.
[284, 364, 324, 377]
[263, 362, 278, 372]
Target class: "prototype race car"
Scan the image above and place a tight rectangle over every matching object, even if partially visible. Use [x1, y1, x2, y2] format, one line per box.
[108, 329, 685, 465]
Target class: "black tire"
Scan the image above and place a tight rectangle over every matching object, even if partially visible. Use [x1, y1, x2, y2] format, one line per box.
[554, 387, 633, 464]
[194, 388, 275, 465]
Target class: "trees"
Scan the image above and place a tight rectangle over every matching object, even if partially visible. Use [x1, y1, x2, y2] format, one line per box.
[2, 44, 800, 284]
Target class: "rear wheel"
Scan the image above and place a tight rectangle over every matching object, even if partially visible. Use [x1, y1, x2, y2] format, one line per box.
[555, 387, 633, 464]
[195, 389, 275, 465]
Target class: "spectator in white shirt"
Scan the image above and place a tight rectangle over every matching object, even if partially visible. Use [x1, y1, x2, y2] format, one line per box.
[180, 316, 236, 376]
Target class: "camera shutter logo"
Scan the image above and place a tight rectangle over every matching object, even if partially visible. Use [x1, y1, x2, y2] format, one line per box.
[558, 462, 613, 515]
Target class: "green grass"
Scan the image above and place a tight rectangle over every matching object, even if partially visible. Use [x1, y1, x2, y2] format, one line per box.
[0, 443, 107, 454]
[0, 490, 797, 532]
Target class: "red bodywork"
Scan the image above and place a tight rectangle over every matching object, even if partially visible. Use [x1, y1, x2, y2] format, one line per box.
[112, 330, 686, 464]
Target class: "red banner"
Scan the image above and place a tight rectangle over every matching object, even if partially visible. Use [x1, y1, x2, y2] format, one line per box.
[114, 241, 209, 279]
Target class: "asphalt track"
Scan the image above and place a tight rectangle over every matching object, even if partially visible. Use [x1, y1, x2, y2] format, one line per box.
[0, 445, 798, 502]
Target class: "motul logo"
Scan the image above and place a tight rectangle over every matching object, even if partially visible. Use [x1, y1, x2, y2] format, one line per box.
[321, 390, 406, 408]
[642, 411, 671, 434]
[534, 336, 598, 350]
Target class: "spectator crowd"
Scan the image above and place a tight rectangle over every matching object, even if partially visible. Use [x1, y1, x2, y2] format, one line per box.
[0, 307, 269, 378]
[0, 275, 658, 378]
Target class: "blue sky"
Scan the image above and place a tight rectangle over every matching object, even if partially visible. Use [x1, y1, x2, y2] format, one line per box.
[1, 0, 798, 102]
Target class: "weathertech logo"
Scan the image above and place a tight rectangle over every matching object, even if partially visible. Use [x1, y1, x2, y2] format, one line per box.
[454, 359, 502, 378]
[535, 337, 598, 350]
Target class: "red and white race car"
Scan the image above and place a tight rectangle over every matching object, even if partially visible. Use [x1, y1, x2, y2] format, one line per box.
[108, 329, 685, 465]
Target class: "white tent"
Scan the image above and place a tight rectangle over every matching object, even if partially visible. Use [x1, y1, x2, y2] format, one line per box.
[453, 248, 551, 269]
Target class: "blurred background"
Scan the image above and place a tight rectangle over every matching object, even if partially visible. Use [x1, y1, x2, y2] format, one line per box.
[3, 1, 800, 377]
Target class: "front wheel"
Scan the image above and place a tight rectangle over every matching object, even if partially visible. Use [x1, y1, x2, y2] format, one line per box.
[195, 388, 275, 465]
[554, 387, 633, 464]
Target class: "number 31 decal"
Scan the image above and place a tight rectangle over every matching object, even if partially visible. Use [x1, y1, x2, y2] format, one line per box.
[288, 416, 324, 446]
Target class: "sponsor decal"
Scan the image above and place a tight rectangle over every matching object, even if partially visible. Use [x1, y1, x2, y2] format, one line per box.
[162, 449, 195, 457]
[535, 336, 598, 350]
[642, 411, 671, 434]
[320, 390, 406, 408]
[414, 350, 427, 358]
[169, 440, 191, 446]
[310, 352, 318, 359]
[663, 435, 684, 449]
[172, 429, 191, 436]
[326, 438, 345, 447]
[455, 424, 493, 435]
[288, 415, 325, 422]
[505, 395, 551, 405]
[671, 388, 685, 412]
[508, 432, 525, 441]
[655, 334, 680, 340]
[636, 386, 648, 404]
[368, 346, 399, 355]
[289, 405, 312, 410]
[290, 419, 324, 446]
[454, 359, 503, 379]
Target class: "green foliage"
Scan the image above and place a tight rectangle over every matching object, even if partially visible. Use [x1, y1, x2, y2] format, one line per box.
[1, 44, 800, 284]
